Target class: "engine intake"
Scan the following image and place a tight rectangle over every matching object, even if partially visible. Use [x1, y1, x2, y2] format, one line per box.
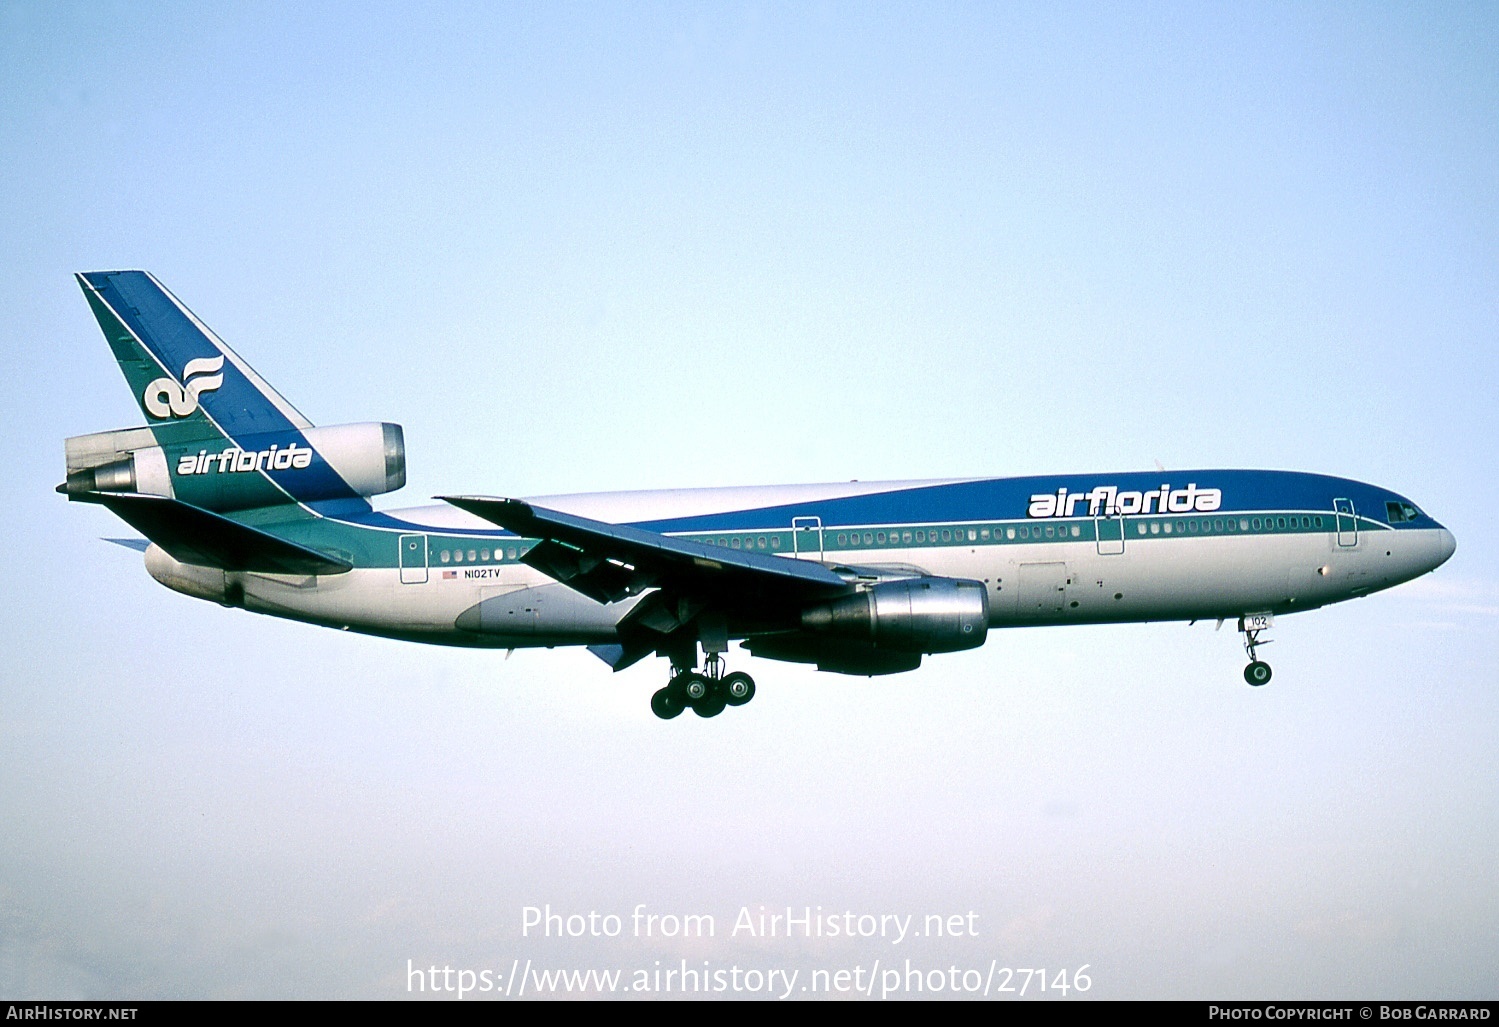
[801, 577, 989, 654]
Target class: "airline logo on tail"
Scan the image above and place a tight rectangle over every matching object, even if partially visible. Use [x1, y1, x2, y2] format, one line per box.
[142, 355, 224, 418]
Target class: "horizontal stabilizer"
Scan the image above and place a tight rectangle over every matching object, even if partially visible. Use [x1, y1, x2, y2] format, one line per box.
[74, 492, 351, 575]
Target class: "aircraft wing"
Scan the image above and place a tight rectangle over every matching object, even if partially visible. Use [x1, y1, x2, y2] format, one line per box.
[438, 495, 852, 606]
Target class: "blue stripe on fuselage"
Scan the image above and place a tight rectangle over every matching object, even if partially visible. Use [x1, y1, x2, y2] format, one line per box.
[628, 471, 1442, 534]
[327, 470, 1441, 540]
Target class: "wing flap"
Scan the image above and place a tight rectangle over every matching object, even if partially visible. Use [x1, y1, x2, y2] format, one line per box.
[521, 538, 645, 604]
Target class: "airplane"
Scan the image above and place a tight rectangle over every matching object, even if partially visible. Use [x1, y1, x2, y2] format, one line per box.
[61, 271, 1457, 719]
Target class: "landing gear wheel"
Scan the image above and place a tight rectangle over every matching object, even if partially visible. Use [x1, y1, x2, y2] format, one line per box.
[692, 691, 727, 718]
[722, 672, 756, 707]
[1244, 661, 1272, 687]
[650, 686, 685, 719]
[681, 672, 710, 702]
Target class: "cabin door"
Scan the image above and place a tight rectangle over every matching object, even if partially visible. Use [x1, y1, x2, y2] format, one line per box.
[1333, 499, 1358, 548]
[399, 533, 429, 584]
[792, 516, 824, 560]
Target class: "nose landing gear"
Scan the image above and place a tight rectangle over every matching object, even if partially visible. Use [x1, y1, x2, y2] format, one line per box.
[650, 654, 757, 720]
[1238, 613, 1274, 686]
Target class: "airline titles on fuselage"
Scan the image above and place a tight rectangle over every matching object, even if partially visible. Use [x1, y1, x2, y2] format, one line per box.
[1027, 483, 1223, 519]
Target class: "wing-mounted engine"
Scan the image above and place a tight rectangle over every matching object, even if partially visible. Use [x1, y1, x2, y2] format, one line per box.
[62, 421, 406, 511]
[800, 577, 990, 654]
[743, 577, 989, 677]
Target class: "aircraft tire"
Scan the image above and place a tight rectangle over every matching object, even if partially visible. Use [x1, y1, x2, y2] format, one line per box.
[692, 693, 727, 718]
[651, 687, 686, 720]
[1244, 661, 1272, 687]
[723, 672, 756, 707]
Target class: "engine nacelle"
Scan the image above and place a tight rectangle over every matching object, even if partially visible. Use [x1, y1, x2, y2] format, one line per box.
[744, 636, 923, 676]
[801, 577, 989, 654]
[63, 421, 405, 511]
[285, 422, 406, 500]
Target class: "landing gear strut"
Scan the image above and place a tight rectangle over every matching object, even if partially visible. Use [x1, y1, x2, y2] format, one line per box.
[650, 653, 757, 720]
[1238, 614, 1274, 686]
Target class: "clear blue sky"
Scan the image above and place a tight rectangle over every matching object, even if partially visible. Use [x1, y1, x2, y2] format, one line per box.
[2, 1, 1495, 999]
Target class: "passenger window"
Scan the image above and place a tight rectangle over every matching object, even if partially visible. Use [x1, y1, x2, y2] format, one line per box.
[1137, 523, 1147, 535]
[1044, 525, 1055, 538]
[1070, 525, 1080, 538]
[732, 538, 741, 549]
[968, 529, 978, 541]
[876, 532, 886, 544]
[508, 548, 518, 560]
[757, 536, 767, 549]
[1006, 528, 1016, 540]
[1163, 522, 1173, 534]
[941, 529, 951, 542]
[440, 550, 451, 563]
[1150, 522, 1160, 535]
[903, 531, 913, 543]
[770, 536, 780, 549]
[917, 530, 926, 542]
[481, 549, 490, 560]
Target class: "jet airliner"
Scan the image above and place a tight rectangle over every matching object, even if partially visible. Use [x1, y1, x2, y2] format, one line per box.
[61, 271, 1456, 719]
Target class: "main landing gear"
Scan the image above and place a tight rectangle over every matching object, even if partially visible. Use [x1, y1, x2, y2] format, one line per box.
[650, 654, 757, 720]
[1238, 614, 1274, 687]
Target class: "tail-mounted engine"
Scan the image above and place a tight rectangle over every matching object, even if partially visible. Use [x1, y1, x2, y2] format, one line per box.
[62, 422, 405, 511]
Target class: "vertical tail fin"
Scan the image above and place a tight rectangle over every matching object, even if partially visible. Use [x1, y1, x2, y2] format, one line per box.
[74, 271, 388, 512]
[77, 271, 313, 448]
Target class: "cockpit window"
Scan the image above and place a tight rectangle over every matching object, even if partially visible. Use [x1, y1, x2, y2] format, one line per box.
[1386, 501, 1421, 524]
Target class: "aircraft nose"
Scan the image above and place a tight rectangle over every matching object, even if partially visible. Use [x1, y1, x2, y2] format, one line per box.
[1434, 528, 1457, 568]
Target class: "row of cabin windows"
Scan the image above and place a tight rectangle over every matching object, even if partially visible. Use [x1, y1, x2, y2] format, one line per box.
[823, 514, 1331, 547]
[438, 546, 521, 564]
[699, 514, 1334, 551]
[707, 535, 782, 551]
[1136, 515, 1326, 536]
[428, 513, 1338, 565]
[834, 525, 1080, 545]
